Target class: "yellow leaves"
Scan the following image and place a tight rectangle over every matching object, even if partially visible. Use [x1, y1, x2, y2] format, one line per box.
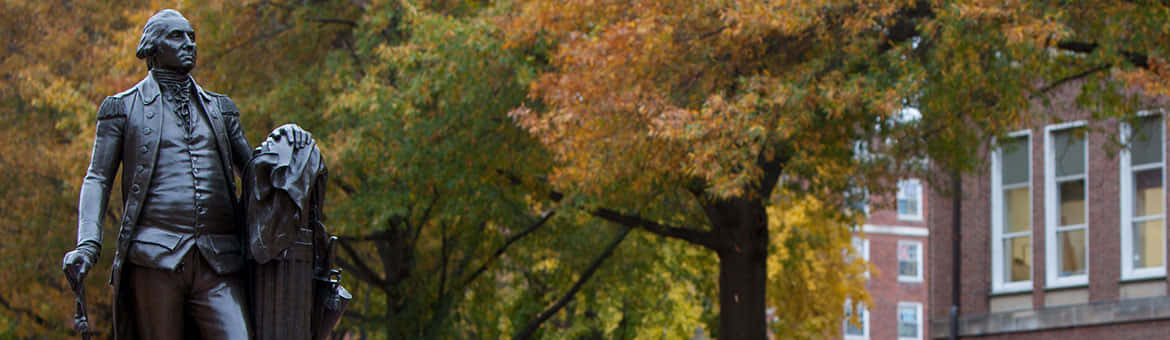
[766, 193, 869, 338]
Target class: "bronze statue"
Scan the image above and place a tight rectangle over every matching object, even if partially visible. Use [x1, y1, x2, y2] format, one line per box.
[61, 9, 313, 339]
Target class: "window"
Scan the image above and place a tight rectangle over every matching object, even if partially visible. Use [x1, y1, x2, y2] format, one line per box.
[852, 236, 870, 278]
[848, 186, 870, 216]
[844, 301, 869, 340]
[1121, 114, 1166, 279]
[991, 131, 1033, 292]
[897, 179, 924, 221]
[897, 241, 924, 282]
[897, 302, 923, 340]
[1045, 123, 1089, 287]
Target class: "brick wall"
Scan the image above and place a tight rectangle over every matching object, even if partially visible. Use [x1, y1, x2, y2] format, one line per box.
[854, 179, 932, 339]
[865, 232, 930, 339]
[926, 78, 1170, 338]
[965, 319, 1170, 340]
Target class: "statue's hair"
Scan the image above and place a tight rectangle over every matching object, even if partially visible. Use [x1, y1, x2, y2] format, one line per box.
[135, 9, 189, 69]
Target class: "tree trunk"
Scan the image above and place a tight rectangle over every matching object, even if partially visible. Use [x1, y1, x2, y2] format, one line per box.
[712, 200, 769, 340]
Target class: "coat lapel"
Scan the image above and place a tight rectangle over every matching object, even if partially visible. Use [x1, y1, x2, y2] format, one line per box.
[138, 73, 164, 191]
[193, 80, 236, 181]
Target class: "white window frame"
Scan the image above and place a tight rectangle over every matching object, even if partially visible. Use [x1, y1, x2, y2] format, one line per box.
[1045, 121, 1090, 288]
[897, 179, 925, 221]
[991, 129, 1033, 293]
[1120, 111, 1166, 280]
[896, 302, 924, 340]
[853, 236, 871, 278]
[843, 300, 869, 340]
[897, 240, 924, 283]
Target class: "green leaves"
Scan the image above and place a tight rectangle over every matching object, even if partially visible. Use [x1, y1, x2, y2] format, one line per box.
[6, 0, 1170, 338]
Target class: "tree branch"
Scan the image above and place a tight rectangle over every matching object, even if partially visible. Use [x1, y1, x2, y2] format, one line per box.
[1055, 40, 1150, 68]
[336, 240, 389, 289]
[332, 177, 356, 195]
[590, 208, 718, 250]
[1030, 63, 1111, 99]
[202, 25, 292, 65]
[513, 227, 631, 340]
[495, 169, 717, 248]
[335, 256, 388, 290]
[342, 309, 382, 324]
[0, 294, 50, 329]
[877, 0, 934, 54]
[307, 17, 358, 26]
[411, 188, 441, 246]
[337, 229, 394, 242]
[437, 222, 450, 305]
[755, 141, 790, 200]
[460, 210, 556, 289]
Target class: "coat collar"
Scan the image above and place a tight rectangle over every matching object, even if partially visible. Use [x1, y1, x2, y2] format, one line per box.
[138, 70, 215, 105]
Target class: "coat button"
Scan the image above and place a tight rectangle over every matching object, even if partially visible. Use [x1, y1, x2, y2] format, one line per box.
[146, 111, 155, 119]
[143, 127, 152, 135]
[140, 145, 149, 154]
[136, 165, 145, 174]
[131, 184, 140, 193]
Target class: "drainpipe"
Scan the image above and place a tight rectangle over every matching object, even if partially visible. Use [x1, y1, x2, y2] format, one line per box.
[950, 169, 961, 340]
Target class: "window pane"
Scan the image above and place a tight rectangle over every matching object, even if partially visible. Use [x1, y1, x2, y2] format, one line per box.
[844, 305, 864, 335]
[1002, 136, 1030, 185]
[1005, 187, 1031, 233]
[898, 180, 919, 199]
[1059, 180, 1086, 226]
[898, 198, 918, 217]
[1132, 116, 1163, 166]
[1135, 169, 1164, 217]
[898, 180, 921, 218]
[898, 306, 918, 337]
[851, 237, 866, 261]
[1006, 236, 1032, 282]
[1133, 219, 1165, 269]
[1054, 128, 1085, 177]
[898, 243, 919, 278]
[1059, 229, 1087, 277]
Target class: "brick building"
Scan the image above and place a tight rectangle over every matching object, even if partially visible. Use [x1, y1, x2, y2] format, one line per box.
[923, 82, 1170, 339]
[844, 178, 932, 340]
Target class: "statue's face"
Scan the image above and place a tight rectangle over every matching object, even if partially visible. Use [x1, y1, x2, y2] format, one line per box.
[154, 21, 197, 73]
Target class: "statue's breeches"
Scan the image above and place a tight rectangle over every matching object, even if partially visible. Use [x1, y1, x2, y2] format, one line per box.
[127, 249, 250, 339]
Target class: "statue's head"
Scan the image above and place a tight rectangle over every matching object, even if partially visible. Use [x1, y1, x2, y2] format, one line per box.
[135, 9, 196, 73]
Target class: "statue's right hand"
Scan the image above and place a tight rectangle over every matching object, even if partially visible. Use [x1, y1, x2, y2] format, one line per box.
[62, 249, 94, 282]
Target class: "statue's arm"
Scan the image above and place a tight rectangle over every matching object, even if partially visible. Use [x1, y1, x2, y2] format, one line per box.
[221, 97, 252, 176]
[70, 97, 126, 269]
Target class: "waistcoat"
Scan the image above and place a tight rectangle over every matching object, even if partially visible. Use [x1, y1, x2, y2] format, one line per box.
[129, 88, 235, 270]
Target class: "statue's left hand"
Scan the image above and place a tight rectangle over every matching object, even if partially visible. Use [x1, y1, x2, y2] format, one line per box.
[272, 124, 313, 149]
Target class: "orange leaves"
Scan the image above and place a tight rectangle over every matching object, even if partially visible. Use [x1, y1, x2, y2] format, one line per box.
[720, 0, 911, 39]
[502, 2, 1046, 217]
[950, 0, 1070, 47]
[1118, 57, 1170, 99]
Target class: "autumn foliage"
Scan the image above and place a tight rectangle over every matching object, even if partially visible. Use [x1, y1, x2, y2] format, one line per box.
[2, 0, 1169, 339]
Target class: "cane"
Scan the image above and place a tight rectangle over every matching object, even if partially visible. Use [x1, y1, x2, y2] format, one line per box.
[63, 264, 92, 340]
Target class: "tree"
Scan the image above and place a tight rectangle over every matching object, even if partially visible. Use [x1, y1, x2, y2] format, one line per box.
[503, 0, 1170, 338]
[7, 1, 1168, 339]
[0, 0, 360, 336]
[313, 2, 720, 338]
